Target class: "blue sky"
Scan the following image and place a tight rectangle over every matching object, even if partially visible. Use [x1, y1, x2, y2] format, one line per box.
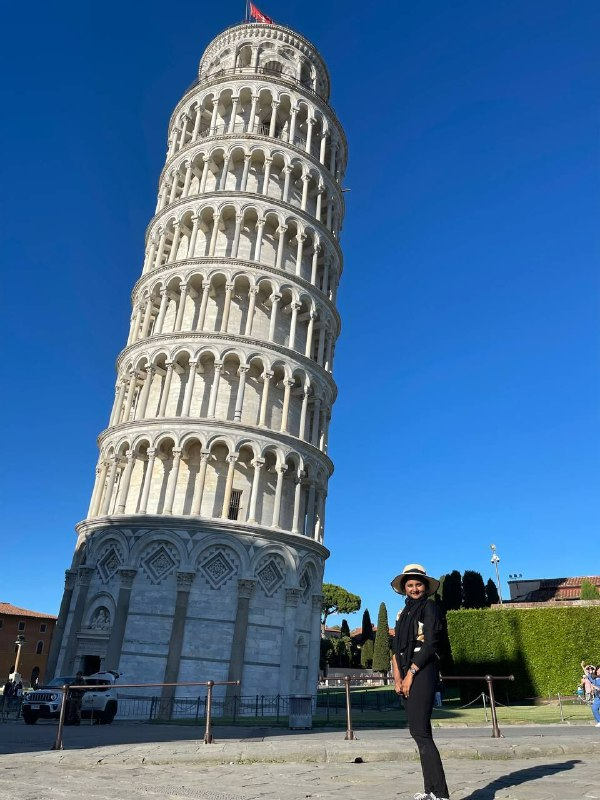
[2, 0, 600, 628]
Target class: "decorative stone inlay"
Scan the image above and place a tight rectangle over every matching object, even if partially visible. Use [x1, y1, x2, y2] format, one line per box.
[141, 543, 179, 584]
[98, 545, 122, 583]
[89, 606, 111, 630]
[256, 555, 285, 596]
[299, 568, 312, 602]
[199, 549, 238, 589]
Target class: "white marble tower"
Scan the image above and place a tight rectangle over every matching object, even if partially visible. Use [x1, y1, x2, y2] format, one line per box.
[49, 19, 347, 703]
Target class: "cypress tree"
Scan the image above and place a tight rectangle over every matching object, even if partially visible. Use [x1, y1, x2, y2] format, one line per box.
[462, 570, 487, 608]
[485, 578, 500, 606]
[360, 639, 373, 668]
[442, 570, 462, 610]
[340, 619, 351, 638]
[373, 602, 391, 681]
[361, 608, 374, 643]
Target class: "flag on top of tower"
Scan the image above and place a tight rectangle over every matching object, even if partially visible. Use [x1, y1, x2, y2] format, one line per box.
[249, 2, 273, 24]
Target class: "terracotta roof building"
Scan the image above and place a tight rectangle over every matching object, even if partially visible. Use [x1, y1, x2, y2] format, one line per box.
[508, 576, 600, 604]
[0, 603, 57, 687]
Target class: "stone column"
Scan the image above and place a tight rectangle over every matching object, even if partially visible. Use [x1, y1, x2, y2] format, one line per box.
[208, 214, 220, 256]
[191, 450, 211, 515]
[319, 131, 328, 164]
[247, 459, 264, 523]
[305, 481, 316, 538]
[135, 366, 155, 419]
[244, 287, 258, 336]
[197, 282, 210, 330]
[158, 362, 174, 416]
[228, 96, 239, 133]
[288, 301, 300, 349]
[179, 116, 189, 148]
[207, 361, 223, 417]
[289, 106, 298, 144]
[249, 95, 259, 132]
[262, 157, 273, 195]
[45, 570, 77, 679]
[100, 457, 119, 516]
[306, 117, 315, 154]
[305, 312, 316, 358]
[158, 571, 195, 717]
[311, 243, 321, 284]
[108, 380, 127, 427]
[300, 175, 310, 211]
[104, 568, 138, 672]
[299, 386, 310, 441]
[181, 361, 197, 416]
[200, 157, 210, 192]
[232, 213, 243, 257]
[187, 215, 200, 257]
[221, 453, 238, 519]
[89, 462, 108, 517]
[275, 225, 287, 269]
[127, 306, 142, 345]
[291, 471, 303, 534]
[155, 230, 167, 267]
[253, 218, 265, 261]
[226, 579, 256, 701]
[234, 365, 249, 422]
[241, 154, 252, 191]
[278, 588, 301, 694]
[315, 187, 324, 220]
[317, 322, 327, 366]
[192, 106, 202, 139]
[116, 450, 136, 513]
[220, 283, 234, 332]
[138, 449, 156, 514]
[280, 379, 294, 433]
[268, 294, 281, 341]
[163, 449, 182, 514]
[295, 233, 306, 276]
[140, 298, 154, 339]
[209, 102, 219, 134]
[271, 464, 286, 527]
[154, 289, 170, 334]
[258, 371, 273, 426]
[60, 566, 94, 675]
[174, 282, 188, 331]
[310, 397, 322, 446]
[269, 101, 279, 137]
[121, 372, 137, 422]
[219, 154, 231, 190]
[182, 162, 193, 196]
[283, 166, 292, 202]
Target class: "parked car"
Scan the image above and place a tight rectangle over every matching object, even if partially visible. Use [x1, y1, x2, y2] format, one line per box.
[21, 672, 119, 725]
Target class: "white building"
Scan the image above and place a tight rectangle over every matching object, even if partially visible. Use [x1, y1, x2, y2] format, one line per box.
[48, 19, 347, 704]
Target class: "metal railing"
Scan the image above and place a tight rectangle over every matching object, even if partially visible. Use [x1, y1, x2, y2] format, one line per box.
[49, 679, 239, 751]
[185, 66, 327, 105]
[190, 121, 319, 159]
[441, 674, 515, 738]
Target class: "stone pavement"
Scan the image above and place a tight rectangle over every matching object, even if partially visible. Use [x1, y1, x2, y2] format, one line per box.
[1, 721, 600, 799]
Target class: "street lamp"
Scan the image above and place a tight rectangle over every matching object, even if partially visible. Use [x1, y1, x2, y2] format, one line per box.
[13, 635, 26, 676]
[490, 544, 503, 606]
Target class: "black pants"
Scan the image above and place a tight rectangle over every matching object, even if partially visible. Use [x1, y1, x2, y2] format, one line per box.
[403, 660, 449, 798]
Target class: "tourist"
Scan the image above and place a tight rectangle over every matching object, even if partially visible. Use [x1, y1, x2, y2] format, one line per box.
[581, 661, 600, 726]
[582, 664, 596, 702]
[392, 564, 449, 800]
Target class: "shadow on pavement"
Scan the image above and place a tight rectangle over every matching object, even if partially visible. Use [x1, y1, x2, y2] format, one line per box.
[463, 759, 582, 800]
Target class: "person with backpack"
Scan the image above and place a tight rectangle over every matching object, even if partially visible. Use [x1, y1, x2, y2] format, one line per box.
[392, 564, 449, 800]
[580, 661, 600, 726]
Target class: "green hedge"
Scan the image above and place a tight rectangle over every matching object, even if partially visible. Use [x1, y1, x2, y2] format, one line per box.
[446, 606, 600, 698]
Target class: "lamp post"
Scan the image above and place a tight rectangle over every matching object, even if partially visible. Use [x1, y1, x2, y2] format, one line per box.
[490, 544, 503, 606]
[14, 635, 26, 676]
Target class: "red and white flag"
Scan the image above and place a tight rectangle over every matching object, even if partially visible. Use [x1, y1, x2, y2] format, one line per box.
[249, 2, 273, 23]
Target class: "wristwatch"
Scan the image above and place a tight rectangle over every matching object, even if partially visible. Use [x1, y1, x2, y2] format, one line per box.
[409, 667, 418, 675]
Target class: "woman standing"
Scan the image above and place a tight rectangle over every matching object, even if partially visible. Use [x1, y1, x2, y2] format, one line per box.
[581, 661, 600, 726]
[392, 564, 449, 800]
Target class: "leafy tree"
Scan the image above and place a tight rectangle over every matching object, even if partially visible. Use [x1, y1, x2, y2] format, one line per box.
[485, 578, 500, 606]
[373, 602, 391, 681]
[441, 570, 462, 611]
[319, 637, 333, 674]
[436, 574, 446, 603]
[321, 584, 361, 634]
[340, 619, 351, 638]
[580, 579, 600, 600]
[361, 608, 374, 643]
[360, 638, 373, 668]
[462, 570, 487, 608]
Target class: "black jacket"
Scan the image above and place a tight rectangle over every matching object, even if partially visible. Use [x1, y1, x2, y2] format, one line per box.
[393, 598, 443, 671]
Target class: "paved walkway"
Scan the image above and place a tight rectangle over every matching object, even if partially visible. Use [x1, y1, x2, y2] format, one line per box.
[1, 721, 599, 799]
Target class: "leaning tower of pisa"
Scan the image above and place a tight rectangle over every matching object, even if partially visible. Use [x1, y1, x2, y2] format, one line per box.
[49, 20, 347, 701]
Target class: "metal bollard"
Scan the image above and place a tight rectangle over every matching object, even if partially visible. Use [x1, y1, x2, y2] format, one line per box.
[203, 680, 214, 744]
[343, 676, 356, 740]
[51, 687, 69, 750]
[485, 675, 503, 738]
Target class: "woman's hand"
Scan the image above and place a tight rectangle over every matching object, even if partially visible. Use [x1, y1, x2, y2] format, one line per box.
[394, 677, 403, 695]
[401, 672, 414, 697]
